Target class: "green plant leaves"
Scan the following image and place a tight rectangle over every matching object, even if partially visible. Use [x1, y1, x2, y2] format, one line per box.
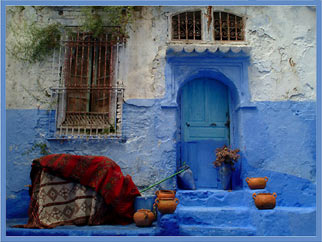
[81, 6, 134, 37]
[8, 22, 62, 63]
[7, 6, 134, 63]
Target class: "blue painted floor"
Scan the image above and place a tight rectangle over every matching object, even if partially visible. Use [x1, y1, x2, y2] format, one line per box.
[6, 218, 160, 236]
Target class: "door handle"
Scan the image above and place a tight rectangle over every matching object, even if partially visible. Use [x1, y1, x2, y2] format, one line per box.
[186, 122, 190, 127]
[210, 123, 217, 127]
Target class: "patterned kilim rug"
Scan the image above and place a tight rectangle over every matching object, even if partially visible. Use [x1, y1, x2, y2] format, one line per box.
[13, 154, 141, 228]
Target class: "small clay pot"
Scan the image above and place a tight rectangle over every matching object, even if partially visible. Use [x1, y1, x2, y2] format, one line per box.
[246, 177, 268, 189]
[154, 197, 179, 214]
[253, 192, 277, 209]
[133, 209, 155, 227]
[155, 190, 176, 199]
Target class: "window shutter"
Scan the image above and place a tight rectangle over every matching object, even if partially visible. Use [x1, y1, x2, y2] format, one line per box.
[65, 35, 90, 113]
[90, 42, 113, 114]
[53, 28, 125, 137]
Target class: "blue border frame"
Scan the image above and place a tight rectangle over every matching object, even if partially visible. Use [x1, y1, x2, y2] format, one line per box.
[1, 1, 321, 242]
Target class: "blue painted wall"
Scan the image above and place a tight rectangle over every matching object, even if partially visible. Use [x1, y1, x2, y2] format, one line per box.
[6, 101, 178, 218]
[5, 51, 316, 222]
[6, 100, 316, 218]
[239, 101, 316, 207]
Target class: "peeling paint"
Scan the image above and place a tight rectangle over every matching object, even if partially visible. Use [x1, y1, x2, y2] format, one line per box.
[6, 6, 316, 109]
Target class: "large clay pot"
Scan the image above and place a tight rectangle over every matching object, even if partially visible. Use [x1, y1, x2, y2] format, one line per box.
[155, 190, 176, 199]
[133, 209, 155, 227]
[253, 192, 277, 209]
[154, 197, 179, 214]
[246, 177, 269, 189]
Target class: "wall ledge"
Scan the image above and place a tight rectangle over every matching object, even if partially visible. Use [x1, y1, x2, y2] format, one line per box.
[235, 102, 257, 111]
[167, 44, 251, 55]
[124, 99, 156, 107]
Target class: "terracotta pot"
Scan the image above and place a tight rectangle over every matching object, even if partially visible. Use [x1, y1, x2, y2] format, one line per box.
[155, 190, 176, 199]
[154, 197, 179, 214]
[133, 209, 155, 227]
[253, 192, 277, 209]
[246, 177, 269, 189]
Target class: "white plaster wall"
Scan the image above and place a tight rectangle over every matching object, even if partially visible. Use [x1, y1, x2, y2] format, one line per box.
[5, 6, 316, 109]
[124, 6, 316, 101]
[245, 6, 316, 101]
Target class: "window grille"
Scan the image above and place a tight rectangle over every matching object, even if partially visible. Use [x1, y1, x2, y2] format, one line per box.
[171, 11, 202, 40]
[213, 12, 244, 41]
[50, 28, 125, 139]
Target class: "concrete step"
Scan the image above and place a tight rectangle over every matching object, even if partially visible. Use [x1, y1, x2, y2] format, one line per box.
[176, 189, 265, 207]
[176, 206, 252, 227]
[179, 224, 256, 236]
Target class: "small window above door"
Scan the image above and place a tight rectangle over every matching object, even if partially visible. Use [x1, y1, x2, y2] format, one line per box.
[171, 11, 202, 41]
[213, 12, 245, 41]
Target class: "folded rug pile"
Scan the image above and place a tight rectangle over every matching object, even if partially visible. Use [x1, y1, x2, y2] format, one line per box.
[14, 154, 140, 228]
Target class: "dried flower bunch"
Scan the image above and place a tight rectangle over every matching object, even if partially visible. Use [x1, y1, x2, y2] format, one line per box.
[213, 145, 240, 171]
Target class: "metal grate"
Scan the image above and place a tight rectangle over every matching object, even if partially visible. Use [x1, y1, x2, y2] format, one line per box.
[51, 86, 124, 139]
[213, 12, 244, 41]
[50, 27, 125, 139]
[172, 11, 202, 40]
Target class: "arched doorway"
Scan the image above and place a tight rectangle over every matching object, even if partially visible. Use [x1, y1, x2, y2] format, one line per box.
[180, 78, 230, 189]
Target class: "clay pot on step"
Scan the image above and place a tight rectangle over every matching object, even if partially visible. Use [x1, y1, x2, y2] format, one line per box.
[155, 190, 176, 199]
[154, 197, 179, 214]
[246, 177, 269, 189]
[133, 209, 155, 227]
[253, 192, 277, 209]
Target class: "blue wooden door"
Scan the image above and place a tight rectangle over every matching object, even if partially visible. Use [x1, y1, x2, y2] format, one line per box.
[181, 78, 230, 188]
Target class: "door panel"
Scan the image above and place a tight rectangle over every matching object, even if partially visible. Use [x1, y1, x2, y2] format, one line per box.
[188, 127, 226, 139]
[181, 78, 230, 189]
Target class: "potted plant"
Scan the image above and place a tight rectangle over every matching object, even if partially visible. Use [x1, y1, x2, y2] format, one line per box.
[213, 145, 240, 190]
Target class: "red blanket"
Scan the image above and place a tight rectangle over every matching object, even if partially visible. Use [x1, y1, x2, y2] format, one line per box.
[15, 154, 140, 228]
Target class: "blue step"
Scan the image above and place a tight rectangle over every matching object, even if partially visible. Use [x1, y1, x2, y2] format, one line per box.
[248, 207, 316, 236]
[176, 189, 264, 207]
[177, 207, 316, 236]
[179, 224, 257, 236]
[176, 206, 252, 227]
[175, 190, 316, 236]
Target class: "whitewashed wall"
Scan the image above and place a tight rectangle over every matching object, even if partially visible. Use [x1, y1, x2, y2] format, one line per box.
[6, 6, 316, 109]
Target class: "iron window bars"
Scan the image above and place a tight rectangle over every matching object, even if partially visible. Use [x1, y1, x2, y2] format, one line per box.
[50, 27, 125, 139]
[171, 11, 202, 40]
[214, 12, 244, 41]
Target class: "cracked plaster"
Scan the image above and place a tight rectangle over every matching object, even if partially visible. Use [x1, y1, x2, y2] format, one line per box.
[5, 6, 316, 109]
